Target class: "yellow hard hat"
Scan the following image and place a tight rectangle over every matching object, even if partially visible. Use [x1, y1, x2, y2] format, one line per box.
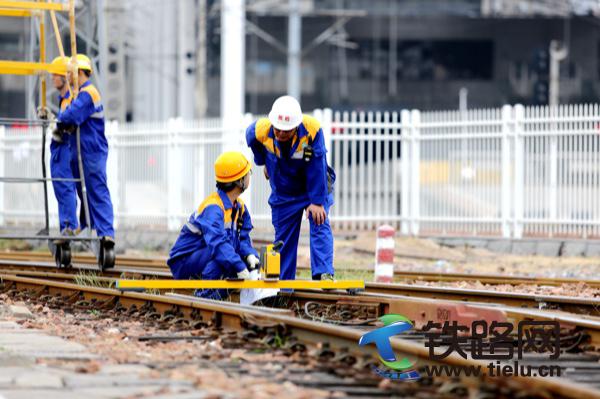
[214, 151, 251, 183]
[49, 56, 69, 76]
[72, 54, 93, 73]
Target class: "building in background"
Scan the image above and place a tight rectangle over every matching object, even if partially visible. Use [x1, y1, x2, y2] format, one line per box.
[0, 16, 27, 116]
[1, 0, 599, 120]
[239, 0, 600, 113]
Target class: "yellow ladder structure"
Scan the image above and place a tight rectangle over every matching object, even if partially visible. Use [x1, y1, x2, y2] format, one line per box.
[0, 0, 80, 109]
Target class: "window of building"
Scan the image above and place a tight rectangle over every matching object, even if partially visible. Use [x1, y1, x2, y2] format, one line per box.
[0, 33, 21, 56]
[349, 39, 494, 81]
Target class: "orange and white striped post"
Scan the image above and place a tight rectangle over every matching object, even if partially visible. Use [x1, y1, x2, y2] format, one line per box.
[375, 225, 395, 283]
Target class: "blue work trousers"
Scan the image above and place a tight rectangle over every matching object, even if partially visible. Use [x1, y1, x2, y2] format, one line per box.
[70, 153, 114, 238]
[168, 248, 240, 300]
[271, 196, 334, 280]
[50, 140, 78, 232]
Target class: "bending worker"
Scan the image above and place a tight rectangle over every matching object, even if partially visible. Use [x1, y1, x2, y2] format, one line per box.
[48, 56, 78, 235]
[56, 54, 115, 251]
[246, 95, 335, 281]
[167, 151, 260, 300]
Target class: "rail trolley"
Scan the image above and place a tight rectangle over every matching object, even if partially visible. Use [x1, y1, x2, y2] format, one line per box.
[0, 0, 115, 271]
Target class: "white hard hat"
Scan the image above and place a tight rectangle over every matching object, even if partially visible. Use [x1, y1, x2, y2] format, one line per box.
[268, 95, 302, 130]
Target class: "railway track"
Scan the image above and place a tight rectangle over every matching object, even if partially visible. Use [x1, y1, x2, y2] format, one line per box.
[1, 251, 599, 289]
[0, 258, 598, 318]
[2, 272, 600, 398]
[0, 251, 167, 269]
[2, 265, 600, 346]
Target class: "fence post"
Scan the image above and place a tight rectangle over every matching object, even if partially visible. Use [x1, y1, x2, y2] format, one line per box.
[322, 108, 333, 166]
[549, 105, 558, 228]
[501, 105, 512, 238]
[513, 104, 525, 239]
[195, 120, 206, 207]
[0, 126, 5, 226]
[240, 113, 254, 211]
[106, 121, 120, 230]
[410, 109, 421, 236]
[222, 113, 244, 152]
[400, 110, 411, 235]
[167, 118, 183, 231]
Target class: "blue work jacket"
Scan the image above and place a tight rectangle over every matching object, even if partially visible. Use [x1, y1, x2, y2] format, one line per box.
[168, 190, 258, 274]
[246, 114, 335, 206]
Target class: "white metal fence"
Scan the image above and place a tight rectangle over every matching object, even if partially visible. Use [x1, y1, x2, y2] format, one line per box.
[1, 103, 599, 239]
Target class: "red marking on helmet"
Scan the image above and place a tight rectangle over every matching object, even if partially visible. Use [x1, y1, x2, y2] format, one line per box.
[285, 116, 290, 122]
[278, 115, 283, 121]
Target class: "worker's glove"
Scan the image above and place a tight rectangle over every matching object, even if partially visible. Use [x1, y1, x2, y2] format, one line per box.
[51, 127, 64, 143]
[245, 254, 260, 271]
[36, 106, 55, 121]
[237, 268, 251, 279]
[58, 123, 77, 135]
[248, 269, 261, 281]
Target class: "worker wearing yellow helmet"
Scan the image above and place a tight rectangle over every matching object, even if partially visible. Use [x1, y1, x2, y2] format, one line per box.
[167, 151, 259, 300]
[48, 56, 78, 236]
[56, 54, 115, 254]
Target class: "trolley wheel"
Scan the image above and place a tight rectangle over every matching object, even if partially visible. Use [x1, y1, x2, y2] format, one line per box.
[54, 244, 72, 269]
[98, 245, 115, 271]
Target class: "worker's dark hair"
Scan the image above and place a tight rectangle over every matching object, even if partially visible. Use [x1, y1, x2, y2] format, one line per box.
[82, 70, 91, 78]
[216, 181, 238, 192]
[216, 176, 246, 192]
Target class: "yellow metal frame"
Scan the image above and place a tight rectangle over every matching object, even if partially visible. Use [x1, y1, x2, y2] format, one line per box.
[0, 9, 33, 16]
[0, 60, 64, 75]
[0, 0, 78, 109]
[0, 1, 66, 11]
[116, 279, 365, 291]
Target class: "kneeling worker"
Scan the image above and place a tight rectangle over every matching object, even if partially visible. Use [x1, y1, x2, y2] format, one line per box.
[167, 151, 260, 300]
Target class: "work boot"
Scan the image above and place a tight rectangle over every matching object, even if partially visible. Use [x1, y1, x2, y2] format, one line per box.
[54, 227, 76, 245]
[61, 227, 76, 236]
[101, 236, 115, 249]
[319, 273, 335, 291]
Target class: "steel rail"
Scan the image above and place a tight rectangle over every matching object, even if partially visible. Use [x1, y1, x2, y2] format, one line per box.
[0, 251, 599, 288]
[365, 282, 600, 317]
[0, 259, 598, 316]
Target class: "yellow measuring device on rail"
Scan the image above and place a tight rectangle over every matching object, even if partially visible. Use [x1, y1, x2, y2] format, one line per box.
[260, 242, 281, 279]
[116, 279, 364, 290]
[116, 241, 364, 292]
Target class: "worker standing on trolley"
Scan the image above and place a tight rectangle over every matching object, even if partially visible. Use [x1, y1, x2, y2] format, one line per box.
[56, 54, 115, 251]
[47, 56, 78, 235]
[167, 151, 260, 300]
[246, 95, 336, 281]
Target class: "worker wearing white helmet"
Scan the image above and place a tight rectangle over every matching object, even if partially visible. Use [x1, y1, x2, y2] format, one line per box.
[246, 95, 336, 281]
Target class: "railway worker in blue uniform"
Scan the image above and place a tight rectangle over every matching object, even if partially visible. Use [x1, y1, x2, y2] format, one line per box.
[167, 151, 260, 300]
[246, 95, 335, 281]
[47, 56, 78, 235]
[56, 54, 115, 250]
